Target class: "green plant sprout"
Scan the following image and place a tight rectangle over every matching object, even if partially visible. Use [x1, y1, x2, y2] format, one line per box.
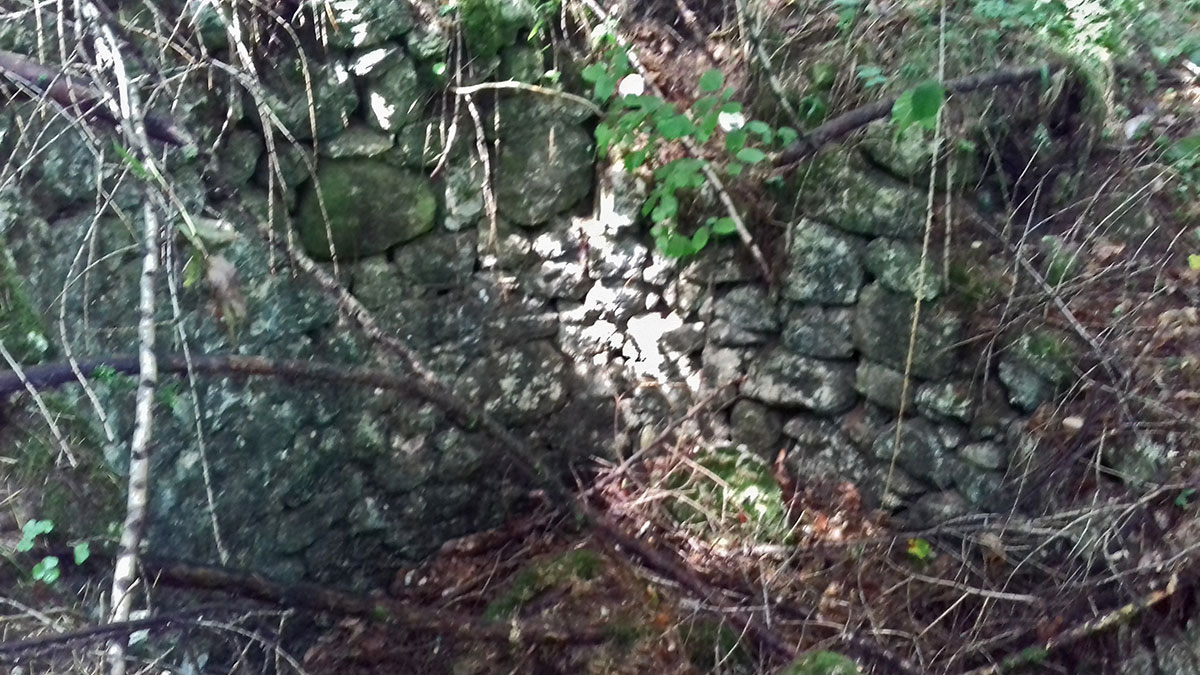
[584, 52, 795, 258]
[14, 518, 90, 585]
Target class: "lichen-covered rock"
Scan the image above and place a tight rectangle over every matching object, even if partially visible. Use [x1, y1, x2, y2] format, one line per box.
[800, 164, 926, 240]
[456, 341, 568, 425]
[872, 419, 957, 489]
[864, 237, 942, 300]
[859, 122, 980, 189]
[261, 58, 358, 140]
[960, 441, 1005, 471]
[906, 490, 969, 524]
[325, 0, 414, 49]
[445, 158, 487, 232]
[364, 56, 425, 132]
[781, 305, 854, 358]
[744, 349, 857, 414]
[854, 360, 914, 411]
[853, 284, 962, 379]
[494, 111, 594, 226]
[321, 125, 395, 159]
[295, 159, 436, 260]
[710, 286, 780, 347]
[217, 129, 264, 186]
[1104, 433, 1170, 489]
[392, 232, 477, 287]
[916, 380, 975, 423]
[783, 220, 865, 305]
[731, 399, 782, 457]
[997, 327, 1078, 412]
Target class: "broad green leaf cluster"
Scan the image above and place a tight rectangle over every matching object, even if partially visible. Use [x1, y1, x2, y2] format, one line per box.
[584, 53, 797, 258]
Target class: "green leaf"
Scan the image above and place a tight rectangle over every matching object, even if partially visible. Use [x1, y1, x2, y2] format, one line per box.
[711, 217, 737, 235]
[692, 96, 717, 116]
[183, 255, 204, 289]
[73, 542, 91, 565]
[735, 147, 767, 164]
[892, 80, 944, 135]
[656, 114, 694, 140]
[1168, 135, 1200, 162]
[720, 101, 743, 114]
[595, 121, 613, 157]
[696, 110, 720, 143]
[1176, 488, 1196, 508]
[698, 68, 724, 93]
[621, 94, 663, 111]
[906, 537, 933, 561]
[745, 120, 773, 144]
[624, 148, 648, 171]
[650, 192, 679, 223]
[25, 519, 53, 538]
[581, 63, 607, 83]
[112, 142, 149, 179]
[593, 73, 617, 103]
[726, 162, 744, 177]
[1189, 254, 1200, 270]
[725, 129, 747, 154]
[910, 80, 945, 124]
[691, 226, 710, 250]
[32, 556, 59, 584]
[777, 126, 798, 147]
[432, 62, 446, 76]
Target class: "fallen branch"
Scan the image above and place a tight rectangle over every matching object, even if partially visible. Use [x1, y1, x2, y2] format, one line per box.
[773, 63, 1063, 170]
[0, 49, 189, 147]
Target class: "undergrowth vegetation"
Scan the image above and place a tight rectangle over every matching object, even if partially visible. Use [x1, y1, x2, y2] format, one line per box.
[1, 0, 1200, 673]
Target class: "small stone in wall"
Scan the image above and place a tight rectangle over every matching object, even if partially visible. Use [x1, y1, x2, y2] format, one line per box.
[586, 235, 649, 280]
[558, 319, 623, 359]
[781, 305, 854, 359]
[321, 125, 395, 159]
[853, 284, 962, 379]
[702, 345, 756, 389]
[996, 328, 1078, 412]
[294, 160, 436, 261]
[262, 59, 358, 141]
[854, 361, 915, 412]
[864, 238, 942, 300]
[710, 286, 780, 347]
[915, 380, 976, 423]
[494, 102, 594, 226]
[364, 57, 425, 132]
[905, 490, 969, 524]
[743, 349, 857, 414]
[783, 219, 865, 305]
[872, 419, 958, 489]
[960, 442, 1006, 471]
[730, 400, 783, 458]
[529, 260, 590, 299]
[800, 164, 926, 240]
[393, 232, 476, 287]
[454, 341, 568, 425]
[326, 0, 414, 49]
[478, 228, 535, 271]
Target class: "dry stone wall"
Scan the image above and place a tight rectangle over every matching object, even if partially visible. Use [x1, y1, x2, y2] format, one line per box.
[0, 0, 1095, 587]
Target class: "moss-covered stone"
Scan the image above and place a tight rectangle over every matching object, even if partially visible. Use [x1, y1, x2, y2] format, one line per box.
[295, 159, 436, 261]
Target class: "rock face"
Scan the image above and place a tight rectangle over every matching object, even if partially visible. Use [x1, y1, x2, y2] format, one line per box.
[494, 100, 596, 226]
[0, 34, 1079, 594]
[783, 220, 864, 304]
[853, 283, 963, 380]
[295, 160, 437, 260]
